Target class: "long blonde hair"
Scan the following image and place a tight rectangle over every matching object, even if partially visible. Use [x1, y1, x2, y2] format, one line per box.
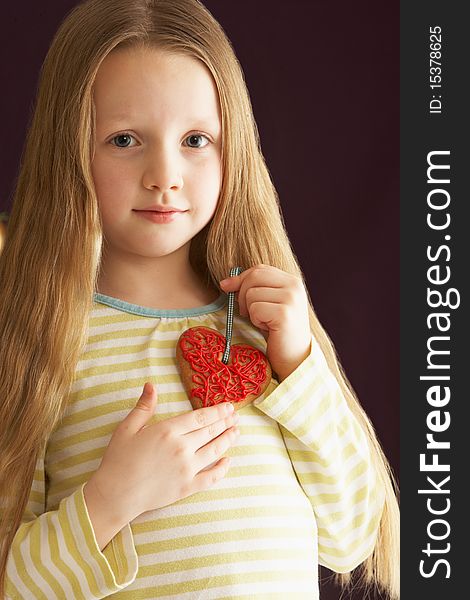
[0, 0, 399, 597]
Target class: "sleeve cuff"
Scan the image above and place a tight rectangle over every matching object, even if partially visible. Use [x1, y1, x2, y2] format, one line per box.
[254, 333, 319, 422]
[73, 483, 138, 592]
[253, 332, 369, 457]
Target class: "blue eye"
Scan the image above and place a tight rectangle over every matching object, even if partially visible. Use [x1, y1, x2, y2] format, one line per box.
[185, 133, 210, 149]
[110, 133, 135, 148]
[108, 132, 211, 149]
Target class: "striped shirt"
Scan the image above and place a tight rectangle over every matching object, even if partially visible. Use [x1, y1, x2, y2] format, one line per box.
[5, 292, 385, 599]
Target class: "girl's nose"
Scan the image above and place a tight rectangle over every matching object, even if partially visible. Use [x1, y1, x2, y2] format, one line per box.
[142, 147, 183, 192]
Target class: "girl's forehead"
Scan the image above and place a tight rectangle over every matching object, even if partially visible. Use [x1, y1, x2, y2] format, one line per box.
[93, 47, 221, 125]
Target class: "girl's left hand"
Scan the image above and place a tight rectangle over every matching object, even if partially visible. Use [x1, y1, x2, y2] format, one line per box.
[219, 264, 312, 382]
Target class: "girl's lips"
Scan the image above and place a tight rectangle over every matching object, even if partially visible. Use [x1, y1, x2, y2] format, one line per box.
[134, 210, 186, 223]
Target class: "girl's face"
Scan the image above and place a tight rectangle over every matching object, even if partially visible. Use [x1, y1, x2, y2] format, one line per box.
[91, 47, 222, 262]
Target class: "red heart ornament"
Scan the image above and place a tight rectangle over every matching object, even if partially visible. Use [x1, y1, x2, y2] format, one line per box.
[176, 326, 272, 411]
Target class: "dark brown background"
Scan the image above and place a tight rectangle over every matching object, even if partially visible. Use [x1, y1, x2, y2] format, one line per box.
[0, 2, 398, 598]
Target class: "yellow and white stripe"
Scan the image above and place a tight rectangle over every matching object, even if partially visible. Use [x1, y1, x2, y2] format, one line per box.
[5, 292, 384, 598]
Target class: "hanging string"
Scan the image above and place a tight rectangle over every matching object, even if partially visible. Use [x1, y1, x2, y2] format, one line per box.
[222, 266, 243, 364]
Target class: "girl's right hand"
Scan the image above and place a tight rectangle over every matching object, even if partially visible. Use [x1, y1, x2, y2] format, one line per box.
[86, 382, 240, 522]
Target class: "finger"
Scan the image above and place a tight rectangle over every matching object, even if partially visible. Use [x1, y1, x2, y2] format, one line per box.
[171, 401, 235, 435]
[120, 382, 158, 435]
[220, 265, 278, 293]
[246, 301, 283, 331]
[236, 269, 288, 316]
[194, 424, 240, 471]
[185, 410, 239, 451]
[242, 286, 284, 317]
[191, 456, 232, 493]
[220, 266, 259, 307]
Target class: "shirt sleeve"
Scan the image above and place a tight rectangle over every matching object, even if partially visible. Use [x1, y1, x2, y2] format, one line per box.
[4, 448, 138, 599]
[253, 333, 386, 574]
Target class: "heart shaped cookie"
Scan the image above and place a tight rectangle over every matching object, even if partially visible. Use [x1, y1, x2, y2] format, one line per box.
[176, 326, 272, 411]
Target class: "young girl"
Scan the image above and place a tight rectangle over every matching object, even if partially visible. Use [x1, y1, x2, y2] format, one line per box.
[0, 0, 399, 598]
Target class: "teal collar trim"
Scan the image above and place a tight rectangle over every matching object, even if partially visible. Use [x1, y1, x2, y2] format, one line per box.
[93, 291, 227, 318]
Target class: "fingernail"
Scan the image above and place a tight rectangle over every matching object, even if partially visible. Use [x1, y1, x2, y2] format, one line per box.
[226, 402, 234, 412]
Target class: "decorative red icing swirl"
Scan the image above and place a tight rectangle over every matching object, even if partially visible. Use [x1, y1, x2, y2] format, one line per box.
[179, 327, 267, 407]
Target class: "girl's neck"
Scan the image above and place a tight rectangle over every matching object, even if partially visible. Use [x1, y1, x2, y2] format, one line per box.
[97, 281, 220, 310]
[96, 249, 220, 310]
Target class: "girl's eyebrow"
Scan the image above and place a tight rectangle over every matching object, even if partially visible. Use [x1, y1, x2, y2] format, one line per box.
[104, 113, 219, 126]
